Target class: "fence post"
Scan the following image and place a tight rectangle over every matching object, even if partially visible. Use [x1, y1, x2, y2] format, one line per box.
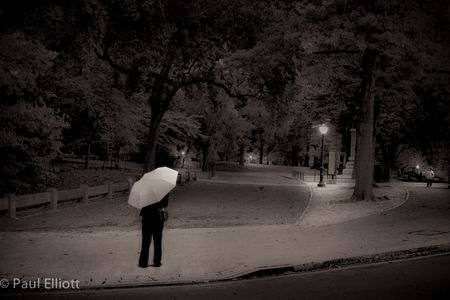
[46, 188, 58, 211]
[5, 193, 16, 219]
[107, 182, 113, 200]
[80, 184, 88, 204]
[128, 179, 134, 193]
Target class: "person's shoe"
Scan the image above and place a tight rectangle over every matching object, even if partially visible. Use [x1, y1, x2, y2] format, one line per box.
[151, 263, 161, 267]
[138, 264, 149, 268]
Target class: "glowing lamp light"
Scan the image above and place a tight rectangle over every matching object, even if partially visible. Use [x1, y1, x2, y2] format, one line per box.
[319, 125, 328, 135]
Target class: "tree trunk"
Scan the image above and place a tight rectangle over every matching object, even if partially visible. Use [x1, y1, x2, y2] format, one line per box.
[351, 47, 377, 202]
[143, 108, 164, 174]
[114, 146, 120, 169]
[239, 142, 245, 166]
[202, 139, 214, 171]
[85, 143, 91, 169]
[142, 50, 177, 174]
[386, 143, 400, 168]
[259, 139, 264, 164]
[292, 145, 299, 166]
[202, 142, 209, 172]
[352, 134, 357, 180]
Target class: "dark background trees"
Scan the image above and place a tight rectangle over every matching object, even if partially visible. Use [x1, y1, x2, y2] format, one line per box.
[0, 21, 66, 194]
[1, 0, 449, 196]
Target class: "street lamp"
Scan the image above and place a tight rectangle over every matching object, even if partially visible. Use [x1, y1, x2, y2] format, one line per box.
[318, 124, 328, 187]
[181, 151, 185, 168]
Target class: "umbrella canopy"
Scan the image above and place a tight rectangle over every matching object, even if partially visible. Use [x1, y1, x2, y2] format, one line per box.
[128, 167, 178, 209]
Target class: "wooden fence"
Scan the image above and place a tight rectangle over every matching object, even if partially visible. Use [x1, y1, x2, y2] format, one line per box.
[292, 170, 305, 181]
[0, 171, 197, 219]
[177, 171, 197, 186]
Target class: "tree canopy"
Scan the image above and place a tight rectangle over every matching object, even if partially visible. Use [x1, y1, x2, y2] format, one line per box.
[1, 0, 449, 196]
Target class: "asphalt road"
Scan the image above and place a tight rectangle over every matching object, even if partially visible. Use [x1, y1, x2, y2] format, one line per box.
[3, 253, 449, 300]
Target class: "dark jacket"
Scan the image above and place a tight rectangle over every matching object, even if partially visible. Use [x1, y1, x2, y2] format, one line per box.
[139, 194, 169, 218]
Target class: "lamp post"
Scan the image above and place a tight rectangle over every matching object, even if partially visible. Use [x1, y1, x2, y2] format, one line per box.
[318, 124, 328, 187]
[181, 151, 185, 168]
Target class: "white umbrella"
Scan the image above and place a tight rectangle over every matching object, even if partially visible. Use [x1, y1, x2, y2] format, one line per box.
[128, 167, 178, 209]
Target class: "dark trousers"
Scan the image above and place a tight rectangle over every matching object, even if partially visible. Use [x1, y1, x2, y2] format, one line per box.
[139, 217, 164, 266]
[427, 179, 433, 187]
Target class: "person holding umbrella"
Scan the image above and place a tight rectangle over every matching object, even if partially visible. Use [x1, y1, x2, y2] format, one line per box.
[128, 167, 178, 268]
[138, 194, 169, 268]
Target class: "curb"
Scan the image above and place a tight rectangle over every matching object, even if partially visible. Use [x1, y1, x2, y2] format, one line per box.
[222, 243, 450, 281]
[291, 243, 450, 273]
[387, 185, 410, 212]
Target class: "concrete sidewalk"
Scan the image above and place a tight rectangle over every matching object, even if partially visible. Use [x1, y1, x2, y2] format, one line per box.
[1, 178, 450, 291]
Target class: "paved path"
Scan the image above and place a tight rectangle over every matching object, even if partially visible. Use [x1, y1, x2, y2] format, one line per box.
[0, 174, 449, 292]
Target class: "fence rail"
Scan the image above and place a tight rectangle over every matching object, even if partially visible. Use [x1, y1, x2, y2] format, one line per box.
[1, 171, 197, 219]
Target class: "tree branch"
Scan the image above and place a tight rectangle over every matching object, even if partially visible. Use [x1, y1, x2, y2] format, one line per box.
[313, 50, 362, 55]
[95, 47, 133, 76]
[435, 69, 450, 75]
[96, 45, 180, 87]
[185, 78, 257, 99]
[394, 145, 409, 161]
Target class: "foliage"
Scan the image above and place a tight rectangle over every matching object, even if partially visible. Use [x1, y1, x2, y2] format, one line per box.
[0, 31, 66, 195]
[286, 0, 450, 200]
[1, 0, 449, 195]
[89, 0, 307, 172]
[54, 62, 144, 168]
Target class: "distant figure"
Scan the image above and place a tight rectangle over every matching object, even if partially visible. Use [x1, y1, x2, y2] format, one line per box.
[138, 194, 169, 268]
[426, 169, 435, 187]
